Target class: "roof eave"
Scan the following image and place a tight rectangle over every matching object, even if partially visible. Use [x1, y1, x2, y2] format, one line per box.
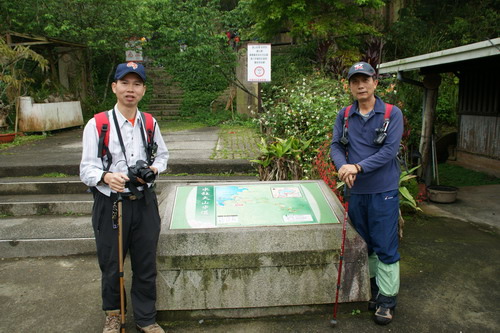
[378, 38, 500, 74]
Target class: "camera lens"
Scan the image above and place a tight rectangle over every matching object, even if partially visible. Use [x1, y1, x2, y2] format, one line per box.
[140, 168, 156, 183]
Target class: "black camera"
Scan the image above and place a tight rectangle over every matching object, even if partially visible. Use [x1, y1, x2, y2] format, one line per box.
[127, 160, 156, 186]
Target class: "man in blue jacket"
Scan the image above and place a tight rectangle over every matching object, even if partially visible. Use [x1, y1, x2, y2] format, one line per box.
[330, 62, 404, 325]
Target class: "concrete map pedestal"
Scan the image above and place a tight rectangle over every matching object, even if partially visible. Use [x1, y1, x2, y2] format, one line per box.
[156, 180, 369, 318]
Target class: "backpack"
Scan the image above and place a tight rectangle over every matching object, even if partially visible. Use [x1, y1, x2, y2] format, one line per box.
[340, 103, 393, 146]
[94, 111, 156, 171]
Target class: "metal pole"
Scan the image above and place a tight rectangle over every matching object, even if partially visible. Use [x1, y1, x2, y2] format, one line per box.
[330, 186, 351, 328]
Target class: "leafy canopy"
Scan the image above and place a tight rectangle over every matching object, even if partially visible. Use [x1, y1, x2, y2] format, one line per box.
[249, 0, 384, 40]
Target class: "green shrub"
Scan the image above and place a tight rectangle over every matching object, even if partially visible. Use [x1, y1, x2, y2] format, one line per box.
[251, 136, 312, 181]
[256, 74, 351, 177]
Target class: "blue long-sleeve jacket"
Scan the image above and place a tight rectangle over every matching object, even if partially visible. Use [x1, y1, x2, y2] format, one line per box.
[330, 96, 404, 194]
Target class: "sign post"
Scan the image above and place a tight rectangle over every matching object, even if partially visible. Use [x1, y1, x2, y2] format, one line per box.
[125, 38, 144, 62]
[247, 43, 271, 82]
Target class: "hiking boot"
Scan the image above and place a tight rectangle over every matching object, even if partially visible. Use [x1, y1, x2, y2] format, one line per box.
[374, 306, 394, 325]
[103, 310, 121, 333]
[136, 322, 165, 333]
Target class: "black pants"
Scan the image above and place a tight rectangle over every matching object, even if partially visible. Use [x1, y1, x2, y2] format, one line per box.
[92, 190, 161, 327]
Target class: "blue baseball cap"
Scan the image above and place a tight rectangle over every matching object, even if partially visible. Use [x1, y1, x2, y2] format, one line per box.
[114, 62, 146, 82]
[347, 61, 376, 80]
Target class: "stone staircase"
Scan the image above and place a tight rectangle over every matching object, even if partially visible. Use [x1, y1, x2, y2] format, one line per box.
[146, 67, 183, 120]
[0, 177, 95, 258]
[0, 175, 258, 259]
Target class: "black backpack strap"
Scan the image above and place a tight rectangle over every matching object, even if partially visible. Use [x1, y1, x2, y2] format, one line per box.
[139, 111, 158, 165]
[340, 105, 352, 146]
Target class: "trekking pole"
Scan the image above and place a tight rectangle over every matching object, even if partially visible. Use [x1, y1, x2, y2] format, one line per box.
[330, 185, 351, 328]
[117, 193, 126, 333]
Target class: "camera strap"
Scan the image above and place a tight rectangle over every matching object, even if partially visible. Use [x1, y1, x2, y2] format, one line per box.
[111, 108, 154, 202]
[111, 108, 130, 169]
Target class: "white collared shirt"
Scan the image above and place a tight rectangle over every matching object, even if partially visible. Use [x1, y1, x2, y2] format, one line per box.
[79, 105, 169, 196]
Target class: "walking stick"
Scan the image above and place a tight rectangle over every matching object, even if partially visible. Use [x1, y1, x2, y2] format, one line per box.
[117, 193, 126, 333]
[330, 186, 351, 328]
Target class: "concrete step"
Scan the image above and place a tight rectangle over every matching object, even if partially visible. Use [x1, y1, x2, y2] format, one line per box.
[148, 104, 181, 110]
[150, 98, 183, 103]
[0, 193, 93, 216]
[152, 90, 183, 97]
[152, 114, 183, 121]
[0, 214, 95, 258]
[0, 179, 88, 195]
[147, 111, 181, 119]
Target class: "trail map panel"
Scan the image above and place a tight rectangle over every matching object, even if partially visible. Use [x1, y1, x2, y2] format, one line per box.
[170, 182, 339, 229]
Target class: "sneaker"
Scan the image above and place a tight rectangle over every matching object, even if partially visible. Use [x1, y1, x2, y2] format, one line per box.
[103, 311, 121, 333]
[374, 306, 394, 325]
[136, 322, 165, 333]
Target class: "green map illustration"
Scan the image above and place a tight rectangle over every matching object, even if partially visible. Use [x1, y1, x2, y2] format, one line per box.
[170, 182, 339, 229]
[215, 185, 316, 226]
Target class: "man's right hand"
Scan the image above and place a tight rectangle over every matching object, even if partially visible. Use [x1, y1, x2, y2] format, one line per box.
[338, 164, 358, 188]
[104, 172, 130, 192]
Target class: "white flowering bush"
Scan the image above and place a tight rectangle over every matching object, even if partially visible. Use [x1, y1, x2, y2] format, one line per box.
[255, 74, 352, 178]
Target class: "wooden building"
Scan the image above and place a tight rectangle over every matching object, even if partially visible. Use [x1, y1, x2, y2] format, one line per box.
[379, 38, 500, 180]
[3, 31, 87, 99]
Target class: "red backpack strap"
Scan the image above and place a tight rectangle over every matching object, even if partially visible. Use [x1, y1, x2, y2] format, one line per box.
[94, 112, 110, 159]
[384, 103, 393, 120]
[381, 103, 393, 132]
[141, 112, 155, 144]
[344, 105, 352, 128]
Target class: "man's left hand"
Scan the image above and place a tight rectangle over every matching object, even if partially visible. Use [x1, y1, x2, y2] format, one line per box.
[135, 166, 158, 184]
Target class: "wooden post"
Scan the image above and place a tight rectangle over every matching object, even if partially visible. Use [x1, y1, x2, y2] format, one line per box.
[235, 43, 259, 117]
[419, 73, 441, 185]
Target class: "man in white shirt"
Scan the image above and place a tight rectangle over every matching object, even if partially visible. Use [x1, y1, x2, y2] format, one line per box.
[80, 62, 168, 333]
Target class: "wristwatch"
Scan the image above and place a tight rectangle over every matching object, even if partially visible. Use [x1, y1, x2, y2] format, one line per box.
[99, 171, 110, 185]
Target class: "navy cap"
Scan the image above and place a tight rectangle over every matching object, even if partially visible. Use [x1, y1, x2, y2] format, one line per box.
[114, 62, 146, 82]
[347, 62, 376, 80]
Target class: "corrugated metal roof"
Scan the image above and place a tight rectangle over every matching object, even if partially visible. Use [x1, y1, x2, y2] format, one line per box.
[378, 38, 500, 74]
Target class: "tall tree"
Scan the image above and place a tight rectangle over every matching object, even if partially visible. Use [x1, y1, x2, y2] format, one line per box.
[247, 0, 385, 68]
[1, 0, 146, 101]
[385, 0, 500, 60]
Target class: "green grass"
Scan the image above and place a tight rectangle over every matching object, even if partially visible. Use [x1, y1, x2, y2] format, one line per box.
[38, 172, 70, 178]
[438, 163, 500, 187]
[0, 133, 47, 150]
